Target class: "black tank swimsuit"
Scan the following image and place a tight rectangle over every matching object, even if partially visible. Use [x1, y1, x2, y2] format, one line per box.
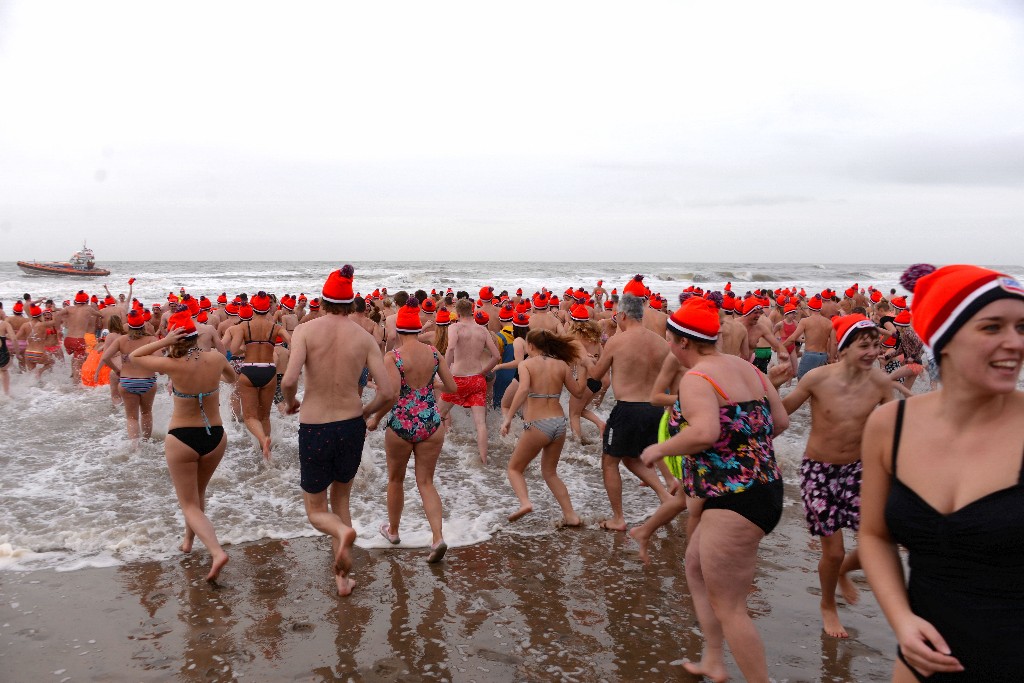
[885, 400, 1024, 682]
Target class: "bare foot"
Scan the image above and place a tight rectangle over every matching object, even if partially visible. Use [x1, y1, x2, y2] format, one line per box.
[508, 504, 533, 522]
[180, 527, 195, 554]
[333, 527, 357, 597]
[206, 552, 229, 582]
[682, 659, 730, 682]
[598, 519, 627, 532]
[261, 436, 272, 462]
[838, 573, 860, 605]
[627, 527, 651, 565]
[821, 604, 849, 638]
[557, 514, 582, 528]
[667, 478, 681, 496]
[479, 453, 487, 465]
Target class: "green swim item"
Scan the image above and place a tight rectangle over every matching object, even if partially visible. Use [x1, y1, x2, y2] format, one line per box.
[658, 411, 683, 479]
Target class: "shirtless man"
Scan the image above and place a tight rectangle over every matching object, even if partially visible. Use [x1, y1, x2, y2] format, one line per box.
[281, 265, 394, 597]
[593, 280, 607, 308]
[353, 297, 384, 352]
[588, 293, 672, 532]
[717, 298, 748, 358]
[6, 299, 31, 369]
[783, 314, 893, 639]
[528, 293, 559, 333]
[439, 298, 499, 464]
[55, 291, 104, 380]
[740, 298, 789, 372]
[642, 299, 668, 336]
[782, 295, 832, 378]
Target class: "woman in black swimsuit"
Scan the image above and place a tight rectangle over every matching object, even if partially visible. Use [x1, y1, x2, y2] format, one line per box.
[861, 264, 1024, 681]
[130, 311, 237, 582]
[226, 293, 289, 461]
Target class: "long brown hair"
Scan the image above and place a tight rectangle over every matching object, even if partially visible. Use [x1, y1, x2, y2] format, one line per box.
[526, 329, 580, 364]
[433, 325, 449, 356]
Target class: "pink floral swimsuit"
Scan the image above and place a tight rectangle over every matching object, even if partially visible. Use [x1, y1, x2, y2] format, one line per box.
[386, 347, 442, 443]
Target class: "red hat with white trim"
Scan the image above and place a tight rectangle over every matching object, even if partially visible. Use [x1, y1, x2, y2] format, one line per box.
[902, 263, 1024, 358]
[396, 298, 423, 333]
[217, 293, 228, 304]
[435, 308, 452, 326]
[308, 298, 320, 310]
[199, 296, 212, 311]
[881, 334, 897, 348]
[532, 292, 549, 309]
[225, 302, 239, 316]
[807, 296, 823, 311]
[74, 290, 89, 304]
[548, 295, 560, 307]
[322, 265, 356, 304]
[13, 301, 24, 314]
[127, 309, 146, 328]
[197, 310, 209, 324]
[474, 310, 489, 325]
[498, 302, 514, 322]
[479, 286, 494, 301]
[668, 297, 720, 341]
[890, 295, 908, 311]
[237, 304, 254, 321]
[421, 298, 437, 314]
[569, 304, 590, 321]
[894, 310, 912, 327]
[833, 314, 876, 352]
[870, 290, 883, 304]
[604, 300, 614, 310]
[512, 311, 530, 328]
[168, 310, 198, 338]
[741, 298, 764, 317]
[251, 291, 272, 314]
[784, 302, 798, 315]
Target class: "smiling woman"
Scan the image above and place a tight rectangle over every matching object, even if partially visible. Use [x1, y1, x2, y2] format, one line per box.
[859, 264, 1024, 682]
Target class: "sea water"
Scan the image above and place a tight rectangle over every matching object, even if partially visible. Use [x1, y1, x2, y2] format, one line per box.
[2, 260, 1021, 571]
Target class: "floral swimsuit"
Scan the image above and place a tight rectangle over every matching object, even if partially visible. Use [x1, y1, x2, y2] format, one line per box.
[387, 347, 442, 443]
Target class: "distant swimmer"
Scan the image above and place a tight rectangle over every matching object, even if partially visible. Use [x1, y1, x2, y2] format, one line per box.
[281, 265, 395, 597]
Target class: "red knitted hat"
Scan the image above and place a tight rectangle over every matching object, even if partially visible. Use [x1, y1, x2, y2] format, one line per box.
[225, 302, 239, 316]
[881, 334, 897, 348]
[569, 304, 590, 321]
[548, 296, 560, 307]
[168, 310, 197, 337]
[515, 301, 531, 314]
[890, 295, 908, 311]
[604, 300, 614, 310]
[532, 292, 549, 309]
[893, 310, 912, 327]
[498, 303, 514, 322]
[421, 298, 437, 314]
[474, 310, 489, 325]
[13, 301, 24, 314]
[623, 274, 647, 298]
[741, 298, 764, 317]
[74, 290, 89, 304]
[649, 297, 664, 310]
[309, 298, 320, 310]
[127, 309, 146, 329]
[905, 264, 1024, 357]
[322, 265, 356, 304]
[251, 291, 272, 314]
[668, 297, 720, 341]
[479, 286, 494, 301]
[870, 290, 883, 304]
[237, 304, 254, 321]
[197, 310, 209, 324]
[184, 295, 201, 317]
[784, 302, 798, 315]
[29, 304, 42, 317]
[512, 311, 530, 328]
[396, 298, 422, 333]
[833, 314, 876, 352]
[435, 308, 452, 326]
[217, 293, 228, 304]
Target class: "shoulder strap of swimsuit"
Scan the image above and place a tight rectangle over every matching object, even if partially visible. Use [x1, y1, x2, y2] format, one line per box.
[891, 399, 906, 476]
[245, 321, 253, 342]
[267, 322, 276, 343]
[687, 371, 731, 402]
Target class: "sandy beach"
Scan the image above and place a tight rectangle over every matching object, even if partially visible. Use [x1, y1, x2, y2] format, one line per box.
[2, 479, 895, 682]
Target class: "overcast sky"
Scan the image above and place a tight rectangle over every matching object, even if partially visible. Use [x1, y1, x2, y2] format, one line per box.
[1, 0, 1022, 263]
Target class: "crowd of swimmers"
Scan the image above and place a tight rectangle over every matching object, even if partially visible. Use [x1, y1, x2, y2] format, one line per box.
[2, 262, 1021, 682]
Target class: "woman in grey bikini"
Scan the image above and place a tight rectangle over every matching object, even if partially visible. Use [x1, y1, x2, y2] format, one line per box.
[500, 329, 586, 525]
[130, 311, 237, 582]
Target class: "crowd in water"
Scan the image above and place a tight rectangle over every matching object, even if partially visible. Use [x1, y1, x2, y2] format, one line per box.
[2, 262, 1022, 682]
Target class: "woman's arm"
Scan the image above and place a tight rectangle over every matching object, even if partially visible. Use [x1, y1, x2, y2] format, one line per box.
[129, 330, 183, 374]
[859, 403, 964, 677]
[640, 372, 720, 465]
[434, 351, 458, 394]
[649, 353, 683, 407]
[366, 352, 399, 430]
[493, 338, 526, 372]
[501, 363, 532, 435]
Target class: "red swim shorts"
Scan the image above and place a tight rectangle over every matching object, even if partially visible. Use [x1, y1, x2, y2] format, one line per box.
[64, 336, 88, 359]
[440, 374, 486, 408]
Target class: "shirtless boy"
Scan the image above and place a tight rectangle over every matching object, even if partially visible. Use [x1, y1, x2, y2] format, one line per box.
[281, 265, 394, 597]
[439, 298, 500, 464]
[782, 296, 832, 378]
[783, 314, 894, 638]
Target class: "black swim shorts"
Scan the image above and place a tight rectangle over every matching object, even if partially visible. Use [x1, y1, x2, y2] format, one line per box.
[703, 478, 784, 536]
[299, 416, 366, 493]
[602, 400, 663, 458]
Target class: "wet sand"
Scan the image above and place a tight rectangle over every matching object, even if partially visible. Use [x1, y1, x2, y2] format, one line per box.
[1, 482, 894, 682]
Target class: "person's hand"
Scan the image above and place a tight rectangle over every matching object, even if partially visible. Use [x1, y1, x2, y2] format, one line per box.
[283, 398, 300, 415]
[768, 362, 794, 388]
[365, 415, 380, 431]
[894, 615, 964, 676]
[640, 444, 660, 467]
[500, 419, 512, 437]
[778, 350, 790, 362]
[163, 327, 187, 345]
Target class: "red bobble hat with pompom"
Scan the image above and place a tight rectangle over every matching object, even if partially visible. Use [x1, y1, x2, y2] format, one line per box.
[74, 290, 89, 304]
[308, 298, 320, 311]
[127, 309, 146, 329]
[833, 314, 876, 352]
[421, 298, 437, 314]
[498, 303, 514, 322]
[512, 311, 530, 328]
[474, 310, 489, 325]
[322, 265, 356, 304]
[668, 297, 720, 341]
[250, 291, 272, 314]
[569, 304, 590, 321]
[237, 304, 254, 321]
[902, 263, 1024, 358]
[435, 308, 452, 326]
[396, 298, 423, 333]
[623, 274, 647, 298]
[168, 310, 198, 337]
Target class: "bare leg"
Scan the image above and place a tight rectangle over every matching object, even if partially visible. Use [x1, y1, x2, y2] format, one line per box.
[818, 532, 850, 637]
[139, 385, 156, 439]
[384, 430, 413, 539]
[628, 486, 687, 564]
[303, 484, 357, 597]
[623, 457, 672, 503]
[599, 454, 628, 531]
[258, 381, 275, 455]
[122, 389, 141, 441]
[239, 379, 271, 461]
[690, 509, 771, 682]
[682, 522, 730, 683]
[539, 436, 579, 526]
[412, 431, 446, 545]
[165, 433, 229, 581]
[838, 546, 861, 605]
[469, 404, 488, 464]
[507, 428, 547, 521]
[0, 368, 8, 396]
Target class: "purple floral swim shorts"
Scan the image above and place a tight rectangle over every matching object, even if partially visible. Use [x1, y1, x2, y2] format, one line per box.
[799, 457, 862, 536]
